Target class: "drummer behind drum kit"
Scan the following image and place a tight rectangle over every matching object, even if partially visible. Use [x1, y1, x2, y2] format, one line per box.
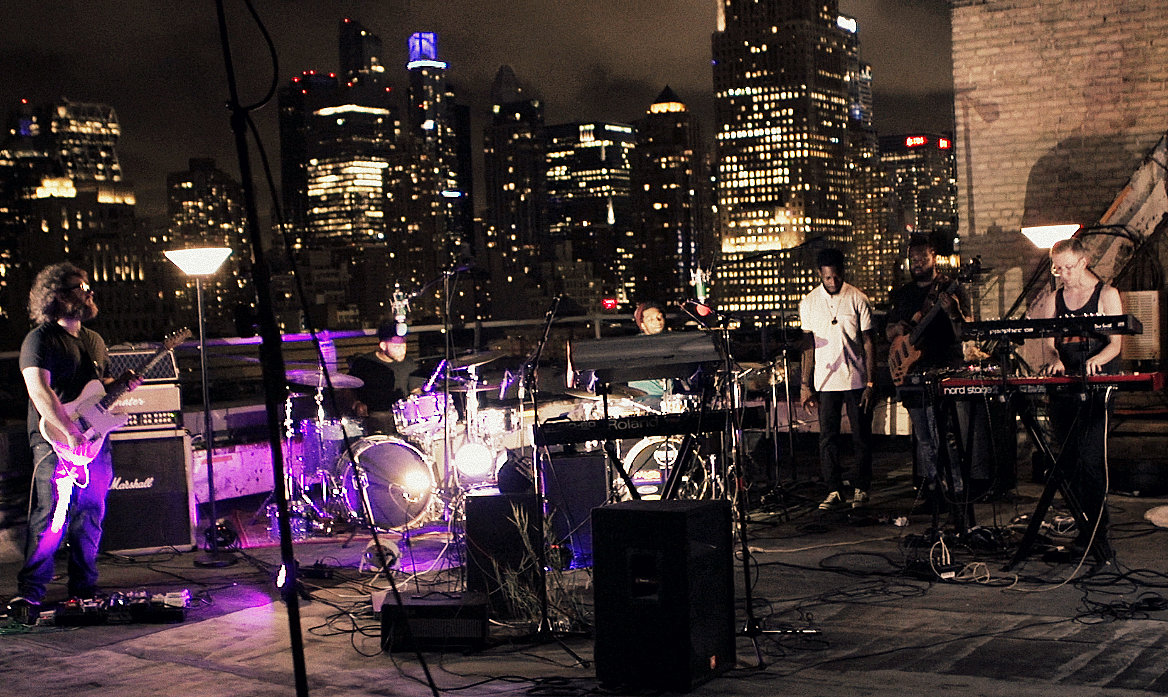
[272, 351, 528, 539]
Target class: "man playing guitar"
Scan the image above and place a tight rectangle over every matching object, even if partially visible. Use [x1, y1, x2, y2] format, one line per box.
[9, 263, 142, 623]
[886, 233, 972, 517]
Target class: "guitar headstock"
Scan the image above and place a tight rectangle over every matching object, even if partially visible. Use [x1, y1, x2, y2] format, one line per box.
[164, 328, 193, 350]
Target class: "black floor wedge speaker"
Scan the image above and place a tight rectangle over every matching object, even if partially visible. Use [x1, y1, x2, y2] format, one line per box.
[592, 499, 735, 692]
[463, 492, 540, 617]
[103, 429, 196, 554]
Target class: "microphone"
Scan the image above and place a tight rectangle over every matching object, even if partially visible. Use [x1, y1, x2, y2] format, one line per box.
[680, 300, 735, 325]
[498, 369, 514, 399]
[423, 359, 447, 392]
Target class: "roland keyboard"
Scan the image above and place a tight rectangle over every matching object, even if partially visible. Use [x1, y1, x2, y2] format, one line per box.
[534, 409, 729, 446]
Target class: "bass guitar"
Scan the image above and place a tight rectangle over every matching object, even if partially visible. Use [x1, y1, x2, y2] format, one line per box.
[888, 279, 960, 385]
[40, 328, 190, 486]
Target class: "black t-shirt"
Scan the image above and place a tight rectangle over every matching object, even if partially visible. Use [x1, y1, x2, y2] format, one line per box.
[347, 352, 422, 411]
[19, 322, 109, 435]
[887, 276, 970, 372]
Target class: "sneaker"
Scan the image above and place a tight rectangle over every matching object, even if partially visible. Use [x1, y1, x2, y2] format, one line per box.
[6, 597, 41, 625]
[851, 490, 870, 508]
[819, 491, 846, 511]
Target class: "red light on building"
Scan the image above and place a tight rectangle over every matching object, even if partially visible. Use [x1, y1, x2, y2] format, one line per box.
[905, 136, 928, 148]
[600, 297, 619, 311]
[938, 137, 952, 149]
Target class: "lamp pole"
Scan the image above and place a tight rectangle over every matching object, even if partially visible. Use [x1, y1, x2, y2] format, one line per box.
[165, 247, 235, 568]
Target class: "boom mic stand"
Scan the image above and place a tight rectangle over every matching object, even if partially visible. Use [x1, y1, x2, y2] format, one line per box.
[516, 296, 588, 666]
[708, 311, 805, 667]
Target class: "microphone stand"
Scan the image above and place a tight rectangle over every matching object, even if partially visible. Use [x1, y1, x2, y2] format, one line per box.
[707, 310, 807, 667]
[519, 296, 587, 665]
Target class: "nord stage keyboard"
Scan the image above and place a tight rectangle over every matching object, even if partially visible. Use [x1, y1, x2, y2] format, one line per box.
[938, 371, 1165, 397]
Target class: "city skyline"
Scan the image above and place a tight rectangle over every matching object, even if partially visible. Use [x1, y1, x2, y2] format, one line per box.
[1, 1, 954, 218]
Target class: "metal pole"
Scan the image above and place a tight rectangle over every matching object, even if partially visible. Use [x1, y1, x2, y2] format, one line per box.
[194, 276, 233, 568]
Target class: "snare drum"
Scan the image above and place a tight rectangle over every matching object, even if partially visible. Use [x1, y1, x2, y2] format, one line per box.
[392, 392, 451, 434]
[338, 436, 435, 530]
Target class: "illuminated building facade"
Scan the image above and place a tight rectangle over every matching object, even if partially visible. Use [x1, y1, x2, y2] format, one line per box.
[0, 98, 168, 340]
[840, 15, 894, 305]
[544, 122, 637, 303]
[630, 86, 713, 305]
[407, 33, 473, 260]
[166, 158, 252, 336]
[878, 134, 958, 242]
[482, 65, 546, 294]
[711, 0, 851, 320]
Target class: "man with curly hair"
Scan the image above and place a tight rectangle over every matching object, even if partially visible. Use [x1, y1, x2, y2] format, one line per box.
[8, 262, 139, 624]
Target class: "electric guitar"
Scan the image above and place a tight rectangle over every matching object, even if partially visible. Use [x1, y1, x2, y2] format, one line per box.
[40, 328, 190, 487]
[888, 279, 961, 385]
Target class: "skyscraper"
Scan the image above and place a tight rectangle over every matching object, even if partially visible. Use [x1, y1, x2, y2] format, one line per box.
[711, 0, 851, 318]
[0, 97, 166, 340]
[167, 158, 252, 336]
[630, 87, 712, 305]
[544, 122, 637, 304]
[879, 134, 958, 242]
[483, 66, 546, 284]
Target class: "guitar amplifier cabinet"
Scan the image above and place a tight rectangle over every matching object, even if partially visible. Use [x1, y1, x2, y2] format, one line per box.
[107, 346, 180, 383]
[103, 429, 196, 555]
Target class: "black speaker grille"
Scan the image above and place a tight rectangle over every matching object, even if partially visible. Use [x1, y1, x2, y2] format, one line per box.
[108, 348, 179, 382]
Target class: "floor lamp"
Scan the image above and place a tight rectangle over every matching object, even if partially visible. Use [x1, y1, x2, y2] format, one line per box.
[165, 246, 236, 568]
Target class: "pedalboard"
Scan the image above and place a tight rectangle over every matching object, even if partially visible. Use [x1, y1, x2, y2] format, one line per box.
[52, 590, 191, 626]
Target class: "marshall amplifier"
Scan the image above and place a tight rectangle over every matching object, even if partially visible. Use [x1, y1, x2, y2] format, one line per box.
[104, 429, 196, 555]
[108, 383, 183, 431]
[107, 345, 180, 383]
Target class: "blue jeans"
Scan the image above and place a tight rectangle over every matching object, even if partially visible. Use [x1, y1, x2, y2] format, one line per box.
[907, 401, 971, 495]
[817, 389, 872, 493]
[17, 434, 113, 602]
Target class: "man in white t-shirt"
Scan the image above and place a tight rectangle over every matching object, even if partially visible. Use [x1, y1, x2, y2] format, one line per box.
[798, 248, 876, 510]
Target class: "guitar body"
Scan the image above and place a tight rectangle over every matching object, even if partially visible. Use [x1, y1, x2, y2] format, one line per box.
[888, 335, 922, 386]
[36, 327, 190, 488]
[888, 278, 963, 386]
[40, 380, 127, 487]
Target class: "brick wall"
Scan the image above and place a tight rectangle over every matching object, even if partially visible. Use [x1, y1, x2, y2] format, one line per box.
[952, 0, 1168, 318]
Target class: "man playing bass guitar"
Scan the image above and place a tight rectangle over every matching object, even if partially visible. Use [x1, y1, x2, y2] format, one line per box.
[886, 233, 972, 515]
[8, 263, 143, 623]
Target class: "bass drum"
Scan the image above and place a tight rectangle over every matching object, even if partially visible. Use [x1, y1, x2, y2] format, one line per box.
[619, 435, 686, 500]
[339, 436, 435, 530]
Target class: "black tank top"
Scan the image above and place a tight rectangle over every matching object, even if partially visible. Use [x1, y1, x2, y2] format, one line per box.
[1054, 281, 1118, 374]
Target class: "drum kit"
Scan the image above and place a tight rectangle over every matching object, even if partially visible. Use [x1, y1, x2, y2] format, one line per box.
[269, 351, 528, 539]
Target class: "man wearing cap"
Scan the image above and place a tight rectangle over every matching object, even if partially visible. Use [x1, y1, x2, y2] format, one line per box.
[347, 321, 425, 434]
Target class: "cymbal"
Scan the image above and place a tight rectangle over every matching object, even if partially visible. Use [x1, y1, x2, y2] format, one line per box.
[444, 381, 502, 393]
[286, 369, 364, 389]
[609, 384, 647, 398]
[564, 388, 602, 401]
[450, 350, 508, 369]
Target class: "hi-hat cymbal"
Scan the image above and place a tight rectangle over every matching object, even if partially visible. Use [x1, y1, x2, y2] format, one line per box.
[450, 350, 508, 369]
[286, 369, 364, 389]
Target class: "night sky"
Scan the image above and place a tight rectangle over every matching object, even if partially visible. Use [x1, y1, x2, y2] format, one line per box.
[1, 1, 953, 218]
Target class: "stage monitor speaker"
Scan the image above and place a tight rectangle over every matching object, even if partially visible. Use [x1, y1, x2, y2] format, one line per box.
[104, 429, 196, 554]
[464, 492, 539, 617]
[592, 499, 735, 693]
[380, 591, 489, 652]
[541, 451, 608, 567]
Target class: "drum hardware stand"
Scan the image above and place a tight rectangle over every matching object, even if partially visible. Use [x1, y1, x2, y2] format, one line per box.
[707, 311, 800, 666]
[510, 295, 588, 666]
